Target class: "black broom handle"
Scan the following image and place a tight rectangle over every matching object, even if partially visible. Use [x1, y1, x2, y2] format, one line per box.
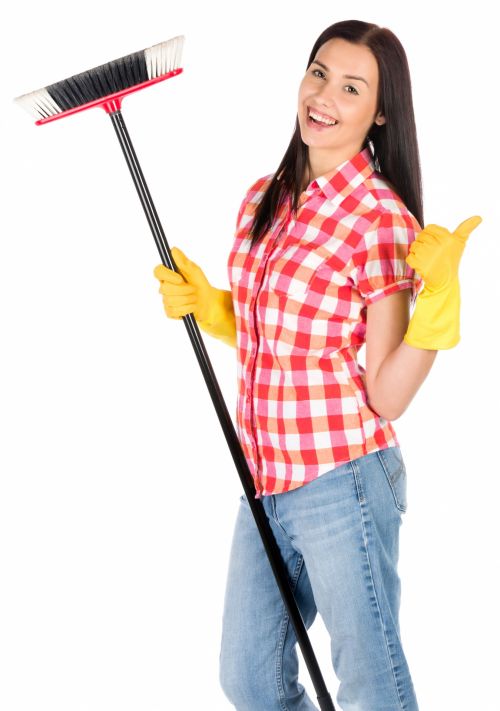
[108, 109, 336, 711]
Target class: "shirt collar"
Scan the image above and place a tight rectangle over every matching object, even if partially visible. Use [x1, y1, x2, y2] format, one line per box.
[305, 146, 376, 202]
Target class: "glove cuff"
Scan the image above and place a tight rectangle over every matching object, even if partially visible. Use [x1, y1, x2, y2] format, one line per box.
[403, 277, 461, 350]
[198, 289, 237, 348]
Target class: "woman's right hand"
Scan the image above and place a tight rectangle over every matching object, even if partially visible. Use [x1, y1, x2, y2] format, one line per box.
[153, 247, 237, 347]
[153, 246, 213, 321]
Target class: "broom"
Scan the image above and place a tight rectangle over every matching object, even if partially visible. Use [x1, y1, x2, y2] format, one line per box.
[14, 35, 336, 711]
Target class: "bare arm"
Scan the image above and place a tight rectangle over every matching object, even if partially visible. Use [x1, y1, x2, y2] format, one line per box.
[365, 288, 437, 421]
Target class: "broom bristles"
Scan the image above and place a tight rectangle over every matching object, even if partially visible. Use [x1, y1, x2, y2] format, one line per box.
[15, 35, 184, 121]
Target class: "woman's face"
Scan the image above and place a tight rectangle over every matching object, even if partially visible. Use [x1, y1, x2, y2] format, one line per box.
[297, 38, 385, 176]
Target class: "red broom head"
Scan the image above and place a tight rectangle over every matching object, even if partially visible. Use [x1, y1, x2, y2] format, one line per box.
[14, 35, 185, 124]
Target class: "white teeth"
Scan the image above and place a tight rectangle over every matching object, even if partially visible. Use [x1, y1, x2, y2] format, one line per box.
[309, 109, 338, 126]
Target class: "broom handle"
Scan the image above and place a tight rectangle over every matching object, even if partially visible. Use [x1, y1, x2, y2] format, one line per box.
[108, 109, 336, 711]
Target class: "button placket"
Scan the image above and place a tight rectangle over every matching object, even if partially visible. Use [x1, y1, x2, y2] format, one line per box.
[245, 217, 288, 478]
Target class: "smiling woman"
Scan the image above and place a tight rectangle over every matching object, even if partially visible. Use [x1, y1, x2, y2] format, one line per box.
[297, 38, 386, 184]
[247, 23, 424, 250]
[153, 16, 481, 711]
[220, 20, 429, 711]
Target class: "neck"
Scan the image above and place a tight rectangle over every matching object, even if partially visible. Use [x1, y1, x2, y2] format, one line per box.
[304, 142, 365, 189]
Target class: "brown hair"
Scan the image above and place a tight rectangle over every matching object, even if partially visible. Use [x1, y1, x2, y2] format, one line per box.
[248, 19, 424, 251]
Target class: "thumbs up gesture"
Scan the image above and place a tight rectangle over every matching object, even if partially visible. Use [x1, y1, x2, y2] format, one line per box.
[405, 216, 482, 291]
[403, 215, 483, 350]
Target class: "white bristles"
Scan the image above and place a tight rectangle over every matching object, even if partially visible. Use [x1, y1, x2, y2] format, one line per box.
[14, 34, 185, 121]
[14, 88, 63, 120]
[145, 35, 184, 79]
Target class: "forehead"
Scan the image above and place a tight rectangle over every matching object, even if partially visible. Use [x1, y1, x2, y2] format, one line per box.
[314, 38, 379, 82]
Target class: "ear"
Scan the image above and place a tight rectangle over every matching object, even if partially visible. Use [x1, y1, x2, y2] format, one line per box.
[374, 112, 386, 126]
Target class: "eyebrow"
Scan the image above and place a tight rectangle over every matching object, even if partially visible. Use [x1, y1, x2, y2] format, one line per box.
[311, 60, 370, 87]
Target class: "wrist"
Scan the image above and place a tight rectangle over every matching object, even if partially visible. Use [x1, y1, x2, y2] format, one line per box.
[403, 277, 461, 350]
[197, 289, 237, 348]
[198, 288, 232, 327]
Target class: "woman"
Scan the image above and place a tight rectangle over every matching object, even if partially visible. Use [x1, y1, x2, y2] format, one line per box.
[154, 19, 480, 711]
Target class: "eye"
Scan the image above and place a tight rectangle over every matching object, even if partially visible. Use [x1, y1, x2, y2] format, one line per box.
[310, 69, 359, 95]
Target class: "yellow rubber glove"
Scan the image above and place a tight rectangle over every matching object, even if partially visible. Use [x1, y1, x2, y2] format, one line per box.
[153, 247, 237, 348]
[403, 215, 482, 350]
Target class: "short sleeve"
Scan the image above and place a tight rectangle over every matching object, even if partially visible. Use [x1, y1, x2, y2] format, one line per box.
[228, 175, 274, 287]
[235, 190, 249, 232]
[351, 209, 424, 307]
[234, 174, 275, 234]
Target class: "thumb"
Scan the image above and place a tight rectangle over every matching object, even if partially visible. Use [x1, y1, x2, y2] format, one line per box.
[454, 215, 482, 242]
[171, 246, 207, 287]
[170, 246, 188, 270]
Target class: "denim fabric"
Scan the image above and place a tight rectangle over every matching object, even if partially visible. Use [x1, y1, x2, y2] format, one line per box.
[219, 446, 419, 711]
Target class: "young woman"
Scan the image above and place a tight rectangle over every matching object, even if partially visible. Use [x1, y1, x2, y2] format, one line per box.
[154, 19, 480, 711]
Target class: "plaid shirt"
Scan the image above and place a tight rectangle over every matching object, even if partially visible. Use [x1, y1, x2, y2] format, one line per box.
[227, 146, 424, 498]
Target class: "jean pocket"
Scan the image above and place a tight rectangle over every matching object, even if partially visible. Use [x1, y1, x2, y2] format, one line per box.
[377, 446, 408, 513]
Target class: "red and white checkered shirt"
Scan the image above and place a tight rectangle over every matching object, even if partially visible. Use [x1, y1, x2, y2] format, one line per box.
[227, 146, 424, 498]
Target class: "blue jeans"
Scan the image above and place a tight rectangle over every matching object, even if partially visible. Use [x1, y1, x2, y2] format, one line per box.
[219, 446, 419, 711]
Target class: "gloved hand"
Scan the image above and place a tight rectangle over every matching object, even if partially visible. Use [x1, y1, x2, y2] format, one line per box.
[153, 247, 237, 348]
[403, 215, 482, 350]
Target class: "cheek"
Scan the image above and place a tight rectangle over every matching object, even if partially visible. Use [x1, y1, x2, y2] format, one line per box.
[297, 78, 311, 104]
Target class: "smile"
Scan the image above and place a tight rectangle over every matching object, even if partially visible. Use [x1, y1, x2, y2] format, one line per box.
[308, 108, 338, 125]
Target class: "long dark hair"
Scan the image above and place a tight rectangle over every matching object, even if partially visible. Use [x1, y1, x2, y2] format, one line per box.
[248, 19, 424, 251]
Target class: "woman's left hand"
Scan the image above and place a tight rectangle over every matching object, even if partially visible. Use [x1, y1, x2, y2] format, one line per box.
[405, 215, 482, 291]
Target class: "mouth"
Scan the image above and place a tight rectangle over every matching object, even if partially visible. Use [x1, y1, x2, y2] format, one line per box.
[307, 106, 339, 128]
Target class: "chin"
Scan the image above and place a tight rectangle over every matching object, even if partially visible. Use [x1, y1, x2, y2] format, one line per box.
[298, 123, 317, 147]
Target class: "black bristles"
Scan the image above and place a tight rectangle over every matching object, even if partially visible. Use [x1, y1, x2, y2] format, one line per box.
[15, 36, 185, 121]
[109, 59, 122, 90]
[45, 51, 149, 110]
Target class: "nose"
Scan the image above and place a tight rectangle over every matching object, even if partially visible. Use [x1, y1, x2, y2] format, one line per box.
[314, 82, 335, 107]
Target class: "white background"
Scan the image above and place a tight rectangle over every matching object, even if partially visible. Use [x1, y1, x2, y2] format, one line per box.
[1, 1, 498, 710]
